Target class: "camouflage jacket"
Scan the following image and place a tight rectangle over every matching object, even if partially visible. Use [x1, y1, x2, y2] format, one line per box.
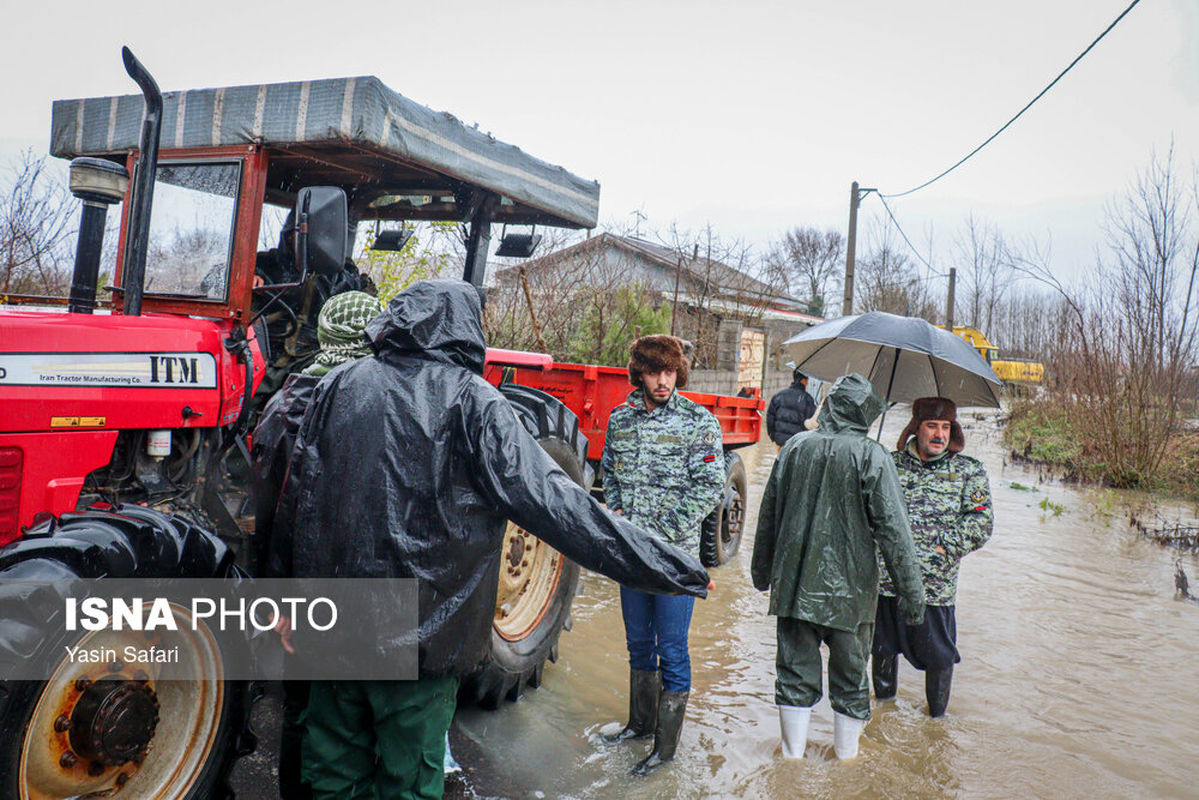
[879, 444, 993, 606]
[602, 389, 726, 557]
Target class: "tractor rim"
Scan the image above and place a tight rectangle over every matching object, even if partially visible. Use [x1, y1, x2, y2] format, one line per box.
[494, 520, 563, 641]
[19, 602, 224, 800]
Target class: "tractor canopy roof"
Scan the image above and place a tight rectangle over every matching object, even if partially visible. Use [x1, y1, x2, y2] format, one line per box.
[50, 75, 600, 228]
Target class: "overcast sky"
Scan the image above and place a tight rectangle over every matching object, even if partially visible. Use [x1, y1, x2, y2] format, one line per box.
[2, 0, 1195, 284]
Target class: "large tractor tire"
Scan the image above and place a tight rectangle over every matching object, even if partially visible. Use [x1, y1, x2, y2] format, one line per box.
[700, 450, 748, 568]
[0, 505, 254, 800]
[462, 383, 589, 709]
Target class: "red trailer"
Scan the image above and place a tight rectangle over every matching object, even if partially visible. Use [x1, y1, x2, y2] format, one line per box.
[484, 348, 760, 568]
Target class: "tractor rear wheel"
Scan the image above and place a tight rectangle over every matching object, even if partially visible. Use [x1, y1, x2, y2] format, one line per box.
[0, 506, 254, 800]
[700, 451, 748, 568]
[462, 384, 588, 709]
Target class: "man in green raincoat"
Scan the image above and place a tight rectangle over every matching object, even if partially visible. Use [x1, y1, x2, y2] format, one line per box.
[751, 373, 926, 760]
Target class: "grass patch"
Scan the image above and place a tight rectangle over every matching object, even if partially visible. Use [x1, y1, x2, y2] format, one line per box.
[1151, 433, 1199, 502]
[1004, 399, 1199, 503]
[1037, 496, 1066, 516]
[1003, 401, 1083, 466]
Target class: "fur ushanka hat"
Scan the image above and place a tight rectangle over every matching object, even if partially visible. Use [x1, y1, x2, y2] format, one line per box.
[896, 396, 965, 453]
[628, 334, 690, 389]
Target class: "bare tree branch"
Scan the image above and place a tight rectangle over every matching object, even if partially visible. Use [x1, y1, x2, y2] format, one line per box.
[0, 150, 75, 296]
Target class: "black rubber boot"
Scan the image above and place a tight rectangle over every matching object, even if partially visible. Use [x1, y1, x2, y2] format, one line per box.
[632, 691, 688, 776]
[872, 654, 898, 700]
[926, 665, 953, 718]
[603, 669, 660, 743]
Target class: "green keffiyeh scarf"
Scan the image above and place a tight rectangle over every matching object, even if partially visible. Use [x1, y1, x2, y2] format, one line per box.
[302, 291, 384, 377]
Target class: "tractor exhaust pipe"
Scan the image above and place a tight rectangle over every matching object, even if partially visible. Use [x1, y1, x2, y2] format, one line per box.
[67, 158, 129, 313]
[119, 46, 162, 317]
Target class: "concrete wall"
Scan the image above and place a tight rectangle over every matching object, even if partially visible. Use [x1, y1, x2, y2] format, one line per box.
[761, 361, 794, 402]
[688, 362, 796, 401]
[687, 368, 739, 396]
[761, 321, 811, 403]
[688, 324, 818, 403]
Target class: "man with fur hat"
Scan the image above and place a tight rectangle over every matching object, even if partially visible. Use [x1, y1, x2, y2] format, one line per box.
[600, 334, 726, 775]
[872, 396, 994, 717]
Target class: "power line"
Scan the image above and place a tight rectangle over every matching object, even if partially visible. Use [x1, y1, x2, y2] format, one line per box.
[875, 193, 945, 278]
[882, 0, 1143, 199]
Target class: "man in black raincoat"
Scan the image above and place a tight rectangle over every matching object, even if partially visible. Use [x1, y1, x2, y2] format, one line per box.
[283, 279, 710, 800]
[766, 368, 817, 447]
[751, 373, 925, 761]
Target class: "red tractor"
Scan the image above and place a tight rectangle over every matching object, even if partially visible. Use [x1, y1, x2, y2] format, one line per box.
[0, 49, 759, 798]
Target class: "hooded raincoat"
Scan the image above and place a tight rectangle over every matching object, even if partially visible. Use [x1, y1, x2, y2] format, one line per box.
[251, 371, 319, 577]
[751, 373, 925, 631]
[285, 280, 710, 677]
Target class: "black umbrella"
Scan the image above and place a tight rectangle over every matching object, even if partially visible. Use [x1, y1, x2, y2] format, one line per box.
[782, 311, 1002, 409]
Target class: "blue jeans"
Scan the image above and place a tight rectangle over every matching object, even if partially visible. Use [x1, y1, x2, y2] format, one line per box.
[620, 586, 695, 692]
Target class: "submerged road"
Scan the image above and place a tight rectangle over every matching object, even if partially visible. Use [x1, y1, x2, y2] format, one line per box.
[447, 410, 1199, 799]
[232, 410, 1199, 798]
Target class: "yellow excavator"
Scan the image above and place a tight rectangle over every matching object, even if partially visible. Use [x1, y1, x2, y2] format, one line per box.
[946, 326, 1045, 386]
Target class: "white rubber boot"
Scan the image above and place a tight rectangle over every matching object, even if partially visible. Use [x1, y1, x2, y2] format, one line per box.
[833, 711, 866, 760]
[777, 705, 811, 759]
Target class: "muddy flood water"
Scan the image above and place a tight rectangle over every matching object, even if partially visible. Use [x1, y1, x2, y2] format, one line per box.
[449, 411, 1199, 800]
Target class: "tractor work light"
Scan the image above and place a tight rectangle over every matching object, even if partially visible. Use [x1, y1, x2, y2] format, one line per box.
[495, 225, 542, 258]
[370, 227, 414, 252]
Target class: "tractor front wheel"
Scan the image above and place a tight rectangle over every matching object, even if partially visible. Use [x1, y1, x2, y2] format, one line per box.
[0, 507, 253, 800]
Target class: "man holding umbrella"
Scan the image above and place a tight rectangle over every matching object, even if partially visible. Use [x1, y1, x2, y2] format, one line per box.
[779, 312, 1002, 726]
[872, 397, 993, 717]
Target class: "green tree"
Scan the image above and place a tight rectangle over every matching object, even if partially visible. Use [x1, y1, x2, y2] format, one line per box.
[360, 222, 462, 301]
[564, 288, 672, 366]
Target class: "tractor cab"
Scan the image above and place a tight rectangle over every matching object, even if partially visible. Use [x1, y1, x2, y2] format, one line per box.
[48, 69, 600, 324]
[2, 49, 601, 544]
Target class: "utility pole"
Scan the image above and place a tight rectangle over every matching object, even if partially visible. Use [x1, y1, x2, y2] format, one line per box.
[945, 267, 956, 330]
[670, 254, 683, 336]
[842, 182, 859, 317]
[670, 244, 696, 336]
[841, 181, 875, 317]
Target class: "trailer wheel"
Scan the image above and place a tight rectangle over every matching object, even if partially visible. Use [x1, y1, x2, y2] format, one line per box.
[462, 384, 588, 709]
[0, 506, 254, 800]
[700, 451, 748, 568]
